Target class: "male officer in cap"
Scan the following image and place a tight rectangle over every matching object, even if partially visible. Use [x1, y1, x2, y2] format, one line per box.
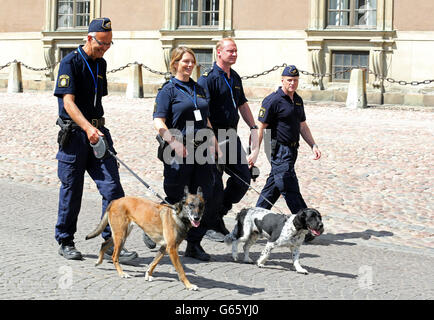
[198, 38, 259, 241]
[254, 65, 321, 242]
[54, 18, 137, 260]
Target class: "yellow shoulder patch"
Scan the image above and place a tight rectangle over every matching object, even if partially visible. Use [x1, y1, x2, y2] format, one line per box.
[259, 107, 266, 118]
[58, 74, 70, 88]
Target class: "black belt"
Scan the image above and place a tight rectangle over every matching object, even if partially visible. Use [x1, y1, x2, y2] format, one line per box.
[57, 117, 105, 129]
[90, 117, 105, 128]
[278, 140, 299, 148]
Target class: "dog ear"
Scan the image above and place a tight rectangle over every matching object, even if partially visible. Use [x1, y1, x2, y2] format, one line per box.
[293, 209, 307, 230]
[196, 186, 203, 197]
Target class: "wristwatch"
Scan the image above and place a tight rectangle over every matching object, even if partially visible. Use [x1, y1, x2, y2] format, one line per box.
[250, 125, 258, 130]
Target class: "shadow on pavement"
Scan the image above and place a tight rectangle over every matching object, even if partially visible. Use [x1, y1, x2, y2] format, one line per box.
[312, 229, 394, 246]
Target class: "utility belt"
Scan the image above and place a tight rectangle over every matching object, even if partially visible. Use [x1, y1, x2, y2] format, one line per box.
[56, 117, 105, 148]
[270, 139, 299, 157]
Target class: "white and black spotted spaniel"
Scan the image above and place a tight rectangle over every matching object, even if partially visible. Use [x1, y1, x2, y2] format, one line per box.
[224, 207, 324, 274]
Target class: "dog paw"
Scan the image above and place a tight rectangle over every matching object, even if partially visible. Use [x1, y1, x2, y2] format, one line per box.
[257, 262, 265, 268]
[187, 284, 199, 291]
[120, 272, 131, 278]
[232, 254, 238, 262]
[144, 272, 153, 282]
[296, 268, 308, 275]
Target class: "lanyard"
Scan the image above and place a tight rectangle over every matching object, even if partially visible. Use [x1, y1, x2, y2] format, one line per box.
[78, 46, 99, 108]
[170, 79, 198, 109]
[221, 73, 237, 109]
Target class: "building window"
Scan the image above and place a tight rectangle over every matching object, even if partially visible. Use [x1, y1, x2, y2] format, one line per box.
[327, 0, 376, 28]
[178, 0, 219, 28]
[60, 48, 76, 60]
[194, 49, 213, 74]
[332, 51, 369, 81]
[57, 0, 91, 29]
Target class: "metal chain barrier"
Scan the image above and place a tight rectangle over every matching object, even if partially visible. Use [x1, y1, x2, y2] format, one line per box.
[107, 61, 171, 77]
[2, 59, 434, 86]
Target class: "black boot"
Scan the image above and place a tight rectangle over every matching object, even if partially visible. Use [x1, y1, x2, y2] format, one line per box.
[184, 242, 210, 261]
[104, 245, 138, 263]
[58, 241, 82, 260]
[142, 232, 157, 249]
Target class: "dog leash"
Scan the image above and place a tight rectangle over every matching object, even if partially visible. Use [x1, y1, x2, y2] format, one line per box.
[90, 136, 175, 208]
[107, 149, 176, 208]
[222, 165, 287, 215]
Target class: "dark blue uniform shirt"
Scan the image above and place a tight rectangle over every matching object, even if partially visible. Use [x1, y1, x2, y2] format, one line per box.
[54, 45, 108, 120]
[153, 77, 210, 135]
[197, 62, 247, 129]
[258, 88, 306, 144]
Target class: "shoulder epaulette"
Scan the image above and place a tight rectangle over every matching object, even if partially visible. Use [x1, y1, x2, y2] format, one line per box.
[202, 68, 213, 77]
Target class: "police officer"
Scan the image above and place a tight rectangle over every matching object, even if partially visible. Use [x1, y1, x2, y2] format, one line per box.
[54, 18, 137, 261]
[153, 47, 221, 261]
[198, 38, 259, 241]
[255, 65, 321, 241]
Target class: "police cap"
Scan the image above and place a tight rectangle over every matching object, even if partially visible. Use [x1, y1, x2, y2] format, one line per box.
[88, 18, 112, 32]
[282, 65, 299, 77]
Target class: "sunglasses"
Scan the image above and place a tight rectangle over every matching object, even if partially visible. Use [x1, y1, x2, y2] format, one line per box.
[92, 36, 113, 47]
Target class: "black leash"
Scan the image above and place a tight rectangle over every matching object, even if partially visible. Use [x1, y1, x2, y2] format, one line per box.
[222, 165, 286, 215]
[91, 136, 174, 208]
[107, 150, 175, 208]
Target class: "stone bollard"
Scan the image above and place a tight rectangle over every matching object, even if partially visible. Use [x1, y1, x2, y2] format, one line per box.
[7, 61, 23, 93]
[126, 62, 144, 98]
[346, 68, 367, 109]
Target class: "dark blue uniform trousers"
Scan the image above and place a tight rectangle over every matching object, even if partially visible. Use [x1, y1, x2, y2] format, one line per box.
[163, 161, 214, 244]
[256, 144, 307, 214]
[55, 127, 124, 244]
[214, 135, 251, 216]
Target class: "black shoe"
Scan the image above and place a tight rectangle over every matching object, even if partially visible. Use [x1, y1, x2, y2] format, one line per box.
[215, 216, 230, 235]
[184, 242, 210, 261]
[142, 232, 156, 249]
[204, 229, 226, 242]
[104, 246, 138, 263]
[304, 232, 315, 243]
[58, 242, 82, 260]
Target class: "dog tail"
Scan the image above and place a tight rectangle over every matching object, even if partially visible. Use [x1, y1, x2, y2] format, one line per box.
[85, 203, 111, 240]
[224, 208, 248, 245]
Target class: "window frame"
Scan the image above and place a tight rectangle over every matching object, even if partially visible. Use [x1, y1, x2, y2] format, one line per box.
[177, 0, 220, 29]
[194, 48, 214, 74]
[56, 0, 91, 30]
[326, 0, 377, 29]
[331, 50, 370, 82]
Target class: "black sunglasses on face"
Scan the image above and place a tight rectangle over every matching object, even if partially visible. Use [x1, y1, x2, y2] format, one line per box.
[92, 36, 113, 47]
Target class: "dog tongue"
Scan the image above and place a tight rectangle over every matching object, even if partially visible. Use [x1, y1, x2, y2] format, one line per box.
[310, 229, 321, 236]
[191, 220, 200, 228]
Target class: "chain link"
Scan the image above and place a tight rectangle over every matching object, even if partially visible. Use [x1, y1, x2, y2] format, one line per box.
[2, 59, 434, 86]
[107, 61, 171, 77]
[0, 61, 11, 71]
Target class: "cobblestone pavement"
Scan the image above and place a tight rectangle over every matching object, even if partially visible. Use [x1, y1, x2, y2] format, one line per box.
[0, 92, 433, 301]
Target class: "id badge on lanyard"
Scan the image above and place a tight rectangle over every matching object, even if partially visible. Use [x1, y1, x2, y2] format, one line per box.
[78, 47, 99, 108]
[171, 79, 202, 122]
[222, 74, 237, 109]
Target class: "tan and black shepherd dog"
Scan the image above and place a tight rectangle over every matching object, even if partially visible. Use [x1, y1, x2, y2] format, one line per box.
[85, 186, 204, 291]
